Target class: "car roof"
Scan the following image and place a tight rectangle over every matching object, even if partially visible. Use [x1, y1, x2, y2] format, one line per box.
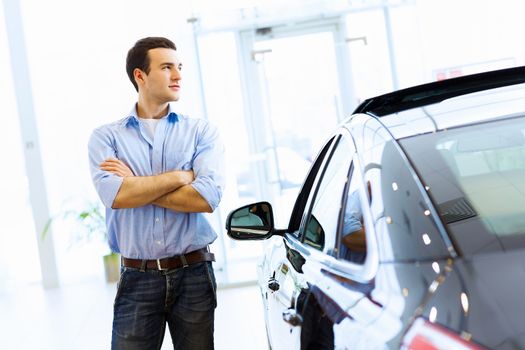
[352, 66, 525, 139]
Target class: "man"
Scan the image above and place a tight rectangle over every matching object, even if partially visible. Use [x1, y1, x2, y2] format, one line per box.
[88, 37, 225, 350]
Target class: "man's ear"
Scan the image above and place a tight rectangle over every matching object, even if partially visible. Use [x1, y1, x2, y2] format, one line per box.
[133, 68, 146, 87]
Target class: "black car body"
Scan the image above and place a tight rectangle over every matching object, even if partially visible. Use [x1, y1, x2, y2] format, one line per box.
[226, 66, 525, 349]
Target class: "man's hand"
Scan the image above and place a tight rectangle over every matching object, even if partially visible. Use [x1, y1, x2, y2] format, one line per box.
[100, 158, 134, 177]
[176, 169, 195, 185]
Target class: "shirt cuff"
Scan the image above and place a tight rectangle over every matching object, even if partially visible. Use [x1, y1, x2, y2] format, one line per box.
[191, 178, 221, 211]
[97, 175, 124, 208]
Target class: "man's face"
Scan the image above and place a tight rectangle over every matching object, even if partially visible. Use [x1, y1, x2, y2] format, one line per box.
[139, 47, 182, 103]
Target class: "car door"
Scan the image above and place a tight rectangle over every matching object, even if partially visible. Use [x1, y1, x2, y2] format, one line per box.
[326, 156, 393, 349]
[265, 131, 362, 349]
[327, 117, 455, 349]
[299, 130, 388, 349]
[263, 135, 340, 350]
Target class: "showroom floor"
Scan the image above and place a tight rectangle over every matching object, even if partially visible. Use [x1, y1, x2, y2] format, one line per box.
[0, 278, 268, 350]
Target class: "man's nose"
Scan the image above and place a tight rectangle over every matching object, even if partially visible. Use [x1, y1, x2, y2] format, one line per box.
[172, 68, 181, 80]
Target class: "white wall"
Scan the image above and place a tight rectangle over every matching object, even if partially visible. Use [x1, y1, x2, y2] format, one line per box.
[392, 0, 525, 87]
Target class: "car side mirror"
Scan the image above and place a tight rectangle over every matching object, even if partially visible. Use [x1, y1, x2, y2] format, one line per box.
[226, 202, 275, 240]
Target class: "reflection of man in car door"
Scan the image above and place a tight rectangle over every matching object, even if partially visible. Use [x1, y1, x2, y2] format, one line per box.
[340, 182, 370, 264]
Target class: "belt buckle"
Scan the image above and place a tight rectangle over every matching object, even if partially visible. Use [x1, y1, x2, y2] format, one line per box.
[156, 259, 168, 271]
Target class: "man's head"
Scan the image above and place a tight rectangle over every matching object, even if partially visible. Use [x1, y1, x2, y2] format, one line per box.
[126, 37, 180, 95]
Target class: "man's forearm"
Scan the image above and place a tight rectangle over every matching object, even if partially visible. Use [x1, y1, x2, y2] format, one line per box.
[112, 171, 192, 209]
[342, 228, 367, 253]
[153, 185, 213, 213]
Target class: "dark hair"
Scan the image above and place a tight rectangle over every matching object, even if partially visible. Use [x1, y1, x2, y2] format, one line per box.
[126, 37, 177, 92]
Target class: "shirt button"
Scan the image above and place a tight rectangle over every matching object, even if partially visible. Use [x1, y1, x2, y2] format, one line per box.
[156, 240, 161, 245]
[155, 217, 160, 222]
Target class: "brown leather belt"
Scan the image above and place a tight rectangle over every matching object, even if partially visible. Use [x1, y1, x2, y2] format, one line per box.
[122, 248, 215, 271]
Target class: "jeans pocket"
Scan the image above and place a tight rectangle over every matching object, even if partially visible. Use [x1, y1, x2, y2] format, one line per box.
[113, 268, 128, 307]
[204, 262, 217, 309]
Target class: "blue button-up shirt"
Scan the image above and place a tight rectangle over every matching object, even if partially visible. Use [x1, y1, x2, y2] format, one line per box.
[88, 105, 225, 259]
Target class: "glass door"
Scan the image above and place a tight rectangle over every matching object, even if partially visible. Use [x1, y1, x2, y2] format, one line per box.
[239, 18, 355, 227]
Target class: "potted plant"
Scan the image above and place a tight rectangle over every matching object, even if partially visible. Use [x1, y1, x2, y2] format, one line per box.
[43, 199, 120, 283]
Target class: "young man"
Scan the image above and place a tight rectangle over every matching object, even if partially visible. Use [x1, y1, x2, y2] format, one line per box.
[88, 37, 225, 350]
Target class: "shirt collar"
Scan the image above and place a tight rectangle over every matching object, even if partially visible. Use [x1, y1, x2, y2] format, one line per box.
[125, 103, 179, 126]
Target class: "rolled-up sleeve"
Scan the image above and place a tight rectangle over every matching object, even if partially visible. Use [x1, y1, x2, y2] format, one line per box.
[88, 128, 124, 208]
[190, 121, 225, 211]
[342, 191, 363, 236]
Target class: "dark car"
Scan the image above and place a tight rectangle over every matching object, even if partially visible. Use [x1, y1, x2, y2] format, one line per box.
[226, 66, 525, 349]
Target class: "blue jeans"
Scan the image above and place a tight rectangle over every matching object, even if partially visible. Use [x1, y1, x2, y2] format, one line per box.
[112, 261, 217, 350]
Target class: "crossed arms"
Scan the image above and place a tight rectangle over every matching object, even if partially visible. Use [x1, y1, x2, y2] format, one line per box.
[101, 158, 213, 213]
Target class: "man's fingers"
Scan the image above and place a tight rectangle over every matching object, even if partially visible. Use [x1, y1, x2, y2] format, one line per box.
[100, 160, 134, 177]
[102, 167, 126, 177]
[100, 164, 117, 171]
[100, 159, 124, 166]
[100, 164, 123, 172]
[100, 159, 127, 170]
[101, 164, 124, 170]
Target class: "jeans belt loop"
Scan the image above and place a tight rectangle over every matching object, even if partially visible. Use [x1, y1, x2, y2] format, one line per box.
[139, 259, 147, 272]
[156, 259, 168, 271]
[180, 254, 189, 268]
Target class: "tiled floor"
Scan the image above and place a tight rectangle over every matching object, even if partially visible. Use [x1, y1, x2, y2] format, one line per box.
[0, 278, 268, 350]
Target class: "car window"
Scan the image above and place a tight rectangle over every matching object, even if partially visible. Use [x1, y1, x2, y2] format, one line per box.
[287, 136, 337, 236]
[302, 135, 355, 254]
[337, 167, 368, 264]
[399, 116, 525, 255]
[378, 140, 451, 261]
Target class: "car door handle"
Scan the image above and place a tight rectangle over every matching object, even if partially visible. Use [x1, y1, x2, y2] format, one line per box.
[268, 277, 280, 291]
[282, 308, 303, 327]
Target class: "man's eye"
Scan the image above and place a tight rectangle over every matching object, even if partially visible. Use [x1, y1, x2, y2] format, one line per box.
[178, 64, 183, 71]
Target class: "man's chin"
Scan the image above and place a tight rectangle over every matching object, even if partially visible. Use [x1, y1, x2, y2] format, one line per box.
[165, 94, 180, 103]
